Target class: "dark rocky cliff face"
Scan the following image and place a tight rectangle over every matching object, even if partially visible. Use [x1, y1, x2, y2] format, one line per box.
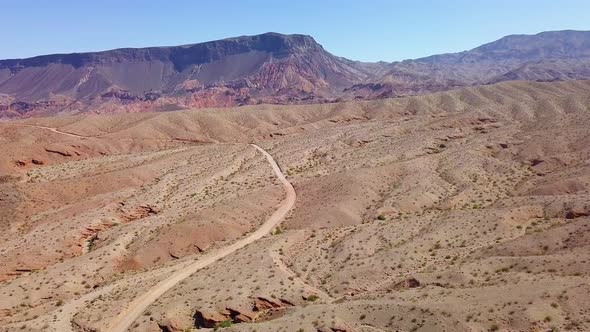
[0, 32, 363, 113]
[0, 33, 322, 72]
[1, 30, 590, 118]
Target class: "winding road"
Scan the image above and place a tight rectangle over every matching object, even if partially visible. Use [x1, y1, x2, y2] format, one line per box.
[104, 143, 296, 332]
[10, 123, 296, 331]
[14, 124, 90, 139]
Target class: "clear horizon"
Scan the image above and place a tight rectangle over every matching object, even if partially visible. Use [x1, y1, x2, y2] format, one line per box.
[2, 0, 589, 62]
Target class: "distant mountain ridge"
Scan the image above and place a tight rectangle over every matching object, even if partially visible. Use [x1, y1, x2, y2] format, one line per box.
[1, 30, 590, 118]
[420, 30, 590, 63]
[347, 30, 590, 98]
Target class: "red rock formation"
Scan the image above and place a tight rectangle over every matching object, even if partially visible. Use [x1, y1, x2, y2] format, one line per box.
[193, 309, 228, 328]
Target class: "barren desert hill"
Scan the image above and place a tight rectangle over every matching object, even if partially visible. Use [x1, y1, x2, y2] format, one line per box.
[0, 79, 589, 332]
[2, 79, 590, 176]
[2, 30, 590, 118]
[0, 79, 589, 328]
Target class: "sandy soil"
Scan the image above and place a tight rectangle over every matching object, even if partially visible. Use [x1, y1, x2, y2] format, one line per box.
[105, 144, 296, 332]
[0, 80, 589, 332]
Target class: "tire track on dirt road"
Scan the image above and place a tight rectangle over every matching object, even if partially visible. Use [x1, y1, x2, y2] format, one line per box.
[103, 143, 296, 332]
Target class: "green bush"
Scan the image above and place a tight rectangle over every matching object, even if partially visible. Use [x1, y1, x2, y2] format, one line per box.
[214, 320, 232, 331]
[306, 294, 319, 302]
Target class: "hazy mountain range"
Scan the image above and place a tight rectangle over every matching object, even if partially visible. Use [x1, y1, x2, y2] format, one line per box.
[1, 30, 589, 118]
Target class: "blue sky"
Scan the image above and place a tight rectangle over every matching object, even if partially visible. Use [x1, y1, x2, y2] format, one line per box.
[1, 0, 589, 61]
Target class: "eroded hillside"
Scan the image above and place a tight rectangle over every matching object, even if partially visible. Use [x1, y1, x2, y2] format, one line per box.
[0, 80, 589, 332]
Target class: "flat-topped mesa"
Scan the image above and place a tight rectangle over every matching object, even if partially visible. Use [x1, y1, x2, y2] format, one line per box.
[0, 33, 323, 72]
[0, 32, 363, 116]
[1, 30, 590, 118]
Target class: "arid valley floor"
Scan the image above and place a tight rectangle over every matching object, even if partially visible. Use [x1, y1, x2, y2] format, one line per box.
[1, 80, 589, 332]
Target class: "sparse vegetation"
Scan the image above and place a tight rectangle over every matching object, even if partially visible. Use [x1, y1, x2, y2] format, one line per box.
[1, 78, 588, 332]
[214, 320, 232, 330]
[306, 294, 319, 302]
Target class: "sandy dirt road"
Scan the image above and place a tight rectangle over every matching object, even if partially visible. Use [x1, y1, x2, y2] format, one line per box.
[13, 124, 90, 139]
[103, 143, 296, 332]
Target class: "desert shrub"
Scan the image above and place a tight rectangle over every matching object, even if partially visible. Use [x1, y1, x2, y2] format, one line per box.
[306, 295, 319, 302]
[214, 320, 232, 330]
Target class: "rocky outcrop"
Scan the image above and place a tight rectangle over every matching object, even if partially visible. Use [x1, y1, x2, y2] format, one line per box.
[565, 206, 590, 219]
[193, 309, 229, 328]
[225, 307, 256, 323]
[157, 314, 192, 332]
[392, 277, 421, 290]
[119, 203, 160, 222]
[253, 297, 283, 311]
[193, 307, 256, 328]
[45, 144, 80, 157]
[192, 297, 294, 328]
